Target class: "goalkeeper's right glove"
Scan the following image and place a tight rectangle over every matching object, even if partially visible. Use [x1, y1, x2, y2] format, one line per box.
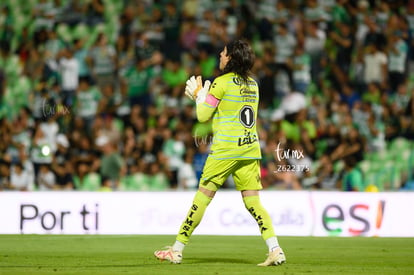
[185, 75, 211, 104]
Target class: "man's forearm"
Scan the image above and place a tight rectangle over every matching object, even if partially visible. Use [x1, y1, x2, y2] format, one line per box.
[196, 94, 220, 122]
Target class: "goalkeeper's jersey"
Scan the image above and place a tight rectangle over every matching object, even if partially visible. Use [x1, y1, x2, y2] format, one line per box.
[207, 72, 261, 160]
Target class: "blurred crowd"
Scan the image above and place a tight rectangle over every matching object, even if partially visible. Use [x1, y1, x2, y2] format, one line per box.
[0, 0, 414, 192]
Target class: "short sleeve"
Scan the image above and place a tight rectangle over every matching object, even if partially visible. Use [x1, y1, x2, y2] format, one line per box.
[351, 170, 364, 191]
[380, 53, 387, 64]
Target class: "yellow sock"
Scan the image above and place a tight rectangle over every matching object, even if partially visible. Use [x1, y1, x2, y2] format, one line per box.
[176, 191, 212, 245]
[243, 195, 276, 241]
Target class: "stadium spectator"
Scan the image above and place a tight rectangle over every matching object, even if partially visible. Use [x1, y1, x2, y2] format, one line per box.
[329, 21, 354, 86]
[147, 162, 169, 190]
[121, 126, 139, 170]
[84, 0, 105, 27]
[37, 164, 56, 191]
[209, 13, 230, 54]
[121, 57, 155, 109]
[0, 159, 10, 190]
[386, 31, 408, 93]
[100, 176, 113, 191]
[303, 0, 328, 25]
[144, 6, 164, 48]
[374, 2, 391, 31]
[58, 46, 79, 107]
[18, 146, 35, 189]
[99, 83, 122, 118]
[73, 161, 101, 191]
[304, 21, 326, 83]
[255, 43, 277, 108]
[116, 34, 134, 78]
[52, 133, 74, 190]
[44, 27, 65, 60]
[30, 126, 53, 183]
[9, 162, 31, 191]
[121, 159, 147, 191]
[32, 0, 57, 31]
[292, 44, 311, 93]
[274, 23, 296, 93]
[237, 3, 256, 41]
[0, 6, 13, 45]
[256, 0, 277, 42]
[177, 150, 198, 190]
[192, 142, 209, 183]
[96, 134, 125, 190]
[73, 38, 91, 82]
[75, 78, 102, 134]
[162, 2, 182, 61]
[134, 31, 163, 67]
[195, 9, 215, 49]
[361, 43, 388, 89]
[362, 17, 386, 50]
[341, 156, 365, 191]
[331, 126, 366, 163]
[180, 17, 199, 54]
[340, 83, 361, 109]
[23, 45, 45, 82]
[86, 33, 117, 89]
[162, 130, 186, 189]
[161, 58, 189, 105]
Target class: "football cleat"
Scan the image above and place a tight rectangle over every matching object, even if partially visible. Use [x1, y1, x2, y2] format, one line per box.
[154, 246, 182, 264]
[257, 247, 286, 266]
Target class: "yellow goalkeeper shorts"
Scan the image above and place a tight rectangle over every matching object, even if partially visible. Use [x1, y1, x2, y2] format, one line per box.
[199, 157, 263, 191]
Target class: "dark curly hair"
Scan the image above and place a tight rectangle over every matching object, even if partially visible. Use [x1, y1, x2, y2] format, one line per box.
[222, 39, 254, 83]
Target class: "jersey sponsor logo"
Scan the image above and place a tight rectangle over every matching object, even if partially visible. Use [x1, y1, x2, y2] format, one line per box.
[238, 130, 258, 146]
[179, 203, 198, 237]
[233, 77, 256, 86]
[240, 88, 256, 96]
[240, 88, 257, 102]
[233, 77, 241, 85]
[247, 206, 268, 233]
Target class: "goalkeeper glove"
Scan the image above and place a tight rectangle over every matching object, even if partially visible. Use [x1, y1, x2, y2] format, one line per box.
[185, 75, 211, 104]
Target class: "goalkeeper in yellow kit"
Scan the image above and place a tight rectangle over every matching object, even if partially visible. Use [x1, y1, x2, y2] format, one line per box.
[154, 40, 286, 266]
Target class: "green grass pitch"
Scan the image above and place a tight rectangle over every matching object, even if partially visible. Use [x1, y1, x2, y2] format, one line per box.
[0, 235, 413, 275]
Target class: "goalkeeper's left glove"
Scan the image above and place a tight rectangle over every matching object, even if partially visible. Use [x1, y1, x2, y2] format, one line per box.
[185, 75, 211, 104]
